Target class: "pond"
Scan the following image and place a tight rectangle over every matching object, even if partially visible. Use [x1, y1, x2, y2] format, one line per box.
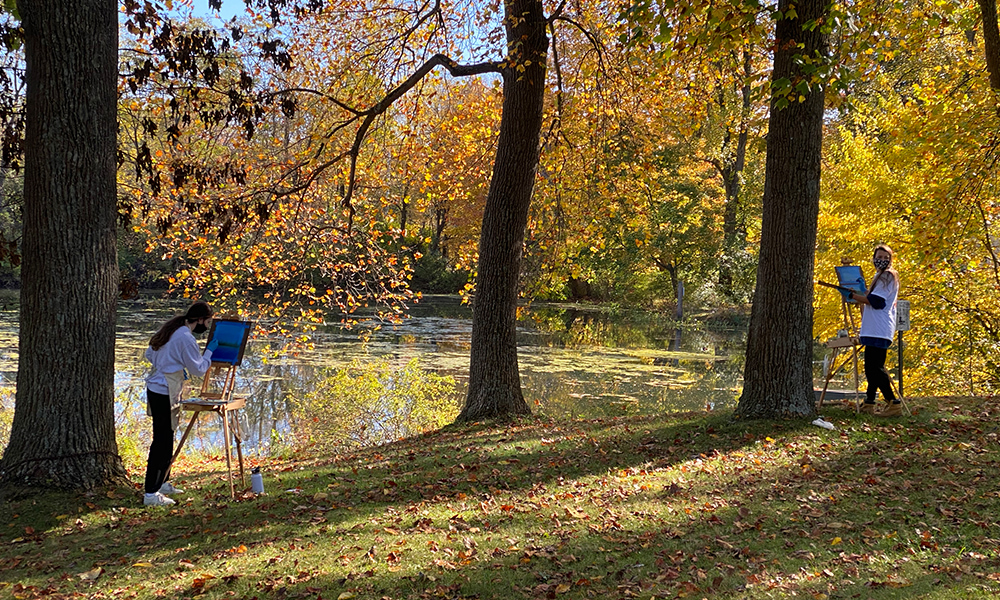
[0, 293, 754, 456]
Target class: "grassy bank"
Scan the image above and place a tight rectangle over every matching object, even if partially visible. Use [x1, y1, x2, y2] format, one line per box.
[3, 397, 1000, 599]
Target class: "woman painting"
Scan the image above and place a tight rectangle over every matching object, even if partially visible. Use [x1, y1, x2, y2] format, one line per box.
[848, 245, 902, 416]
[142, 301, 218, 506]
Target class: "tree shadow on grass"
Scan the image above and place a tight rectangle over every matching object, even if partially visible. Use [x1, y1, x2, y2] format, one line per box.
[0, 409, 797, 596]
[7, 400, 1000, 598]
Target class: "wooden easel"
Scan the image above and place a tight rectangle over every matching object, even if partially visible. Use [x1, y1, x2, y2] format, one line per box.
[170, 361, 246, 498]
[817, 290, 863, 408]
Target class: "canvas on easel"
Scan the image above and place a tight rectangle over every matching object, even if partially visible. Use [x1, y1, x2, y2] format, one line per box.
[834, 265, 867, 304]
[206, 319, 254, 366]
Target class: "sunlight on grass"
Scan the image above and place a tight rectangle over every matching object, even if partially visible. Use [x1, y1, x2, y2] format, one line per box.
[3, 397, 1000, 599]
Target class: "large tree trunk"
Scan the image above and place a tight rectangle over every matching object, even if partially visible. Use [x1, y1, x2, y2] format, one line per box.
[980, 0, 1000, 90]
[735, 0, 828, 419]
[457, 0, 548, 421]
[0, 0, 127, 488]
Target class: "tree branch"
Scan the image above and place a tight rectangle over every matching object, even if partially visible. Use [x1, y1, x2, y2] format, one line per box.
[548, 0, 568, 23]
[236, 54, 500, 231]
[263, 87, 363, 115]
[341, 53, 501, 227]
[542, 20, 564, 150]
[552, 15, 605, 72]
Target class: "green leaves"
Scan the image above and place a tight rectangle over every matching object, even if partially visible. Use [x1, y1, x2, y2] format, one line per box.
[1, 0, 18, 21]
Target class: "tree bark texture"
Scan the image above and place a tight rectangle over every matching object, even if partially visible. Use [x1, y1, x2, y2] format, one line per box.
[458, 0, 548, 421]
[0, 0, 127, 488]
[735, 0, 828, 419]
[980, 0, 1000, 90]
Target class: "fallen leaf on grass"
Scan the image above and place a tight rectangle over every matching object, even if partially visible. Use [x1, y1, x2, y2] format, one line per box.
[132, 562, 154, 568]
[77, 567, 103, 581]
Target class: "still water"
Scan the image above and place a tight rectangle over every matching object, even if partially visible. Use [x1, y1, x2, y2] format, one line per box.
[0, 294, 748, 456]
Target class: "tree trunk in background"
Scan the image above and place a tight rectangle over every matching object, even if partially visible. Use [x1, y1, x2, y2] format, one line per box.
[979, 0, 1000, 90]
[735, 0, 828, 419]
[0, 0, 126, 488]
[717, 50, 752, 300]
[457, 0, 548, 421]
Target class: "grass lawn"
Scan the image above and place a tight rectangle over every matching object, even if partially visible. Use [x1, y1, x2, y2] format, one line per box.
[2, 396, 1000, 599]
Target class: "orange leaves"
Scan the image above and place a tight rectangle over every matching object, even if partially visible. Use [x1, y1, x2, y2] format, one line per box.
[190, 573, 215, 589]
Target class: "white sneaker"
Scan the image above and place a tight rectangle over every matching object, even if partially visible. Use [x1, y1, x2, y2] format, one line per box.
[158, 481, 184, 495]
[143, 492, 176, 507]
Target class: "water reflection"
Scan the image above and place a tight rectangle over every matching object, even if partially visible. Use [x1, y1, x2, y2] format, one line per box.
[0, 294, 748, 455]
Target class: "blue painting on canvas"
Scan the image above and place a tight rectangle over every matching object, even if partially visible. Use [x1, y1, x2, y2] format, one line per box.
[835, 265, 868, 303]
[206, 320, 253, 365]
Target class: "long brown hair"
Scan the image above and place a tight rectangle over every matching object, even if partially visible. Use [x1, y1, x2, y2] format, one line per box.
[869, 243, 898, 293]
[149, 301, 213, 350]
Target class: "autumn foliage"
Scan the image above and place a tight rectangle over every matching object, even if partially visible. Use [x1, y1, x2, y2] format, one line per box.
[1, 0, 999, 395]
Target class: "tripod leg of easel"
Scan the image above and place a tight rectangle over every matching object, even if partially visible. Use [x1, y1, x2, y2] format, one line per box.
[850, 346, 865, 411]
[222, 409, 234, 498]
[886, 375, 911, 415]
[167, 411, 199, 482]
[818, 347, 840, 406]
[230, 411, 246, 486]
[852, 346, 861, 410]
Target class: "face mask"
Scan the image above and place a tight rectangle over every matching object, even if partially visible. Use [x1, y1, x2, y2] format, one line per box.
[193, 323, 208, 334]
[873, 257, 890, 271]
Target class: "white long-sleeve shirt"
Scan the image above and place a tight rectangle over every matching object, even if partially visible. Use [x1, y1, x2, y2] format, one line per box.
[145, 326, 213, 394]
[859, 273, 899, 342]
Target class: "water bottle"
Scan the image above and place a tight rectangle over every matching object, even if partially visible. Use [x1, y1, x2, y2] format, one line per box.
[251, 467, 265, 494]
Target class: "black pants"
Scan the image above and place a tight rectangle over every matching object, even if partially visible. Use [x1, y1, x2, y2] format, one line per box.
[143, 390, 174, 494]
[864, 345, 896, 403]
